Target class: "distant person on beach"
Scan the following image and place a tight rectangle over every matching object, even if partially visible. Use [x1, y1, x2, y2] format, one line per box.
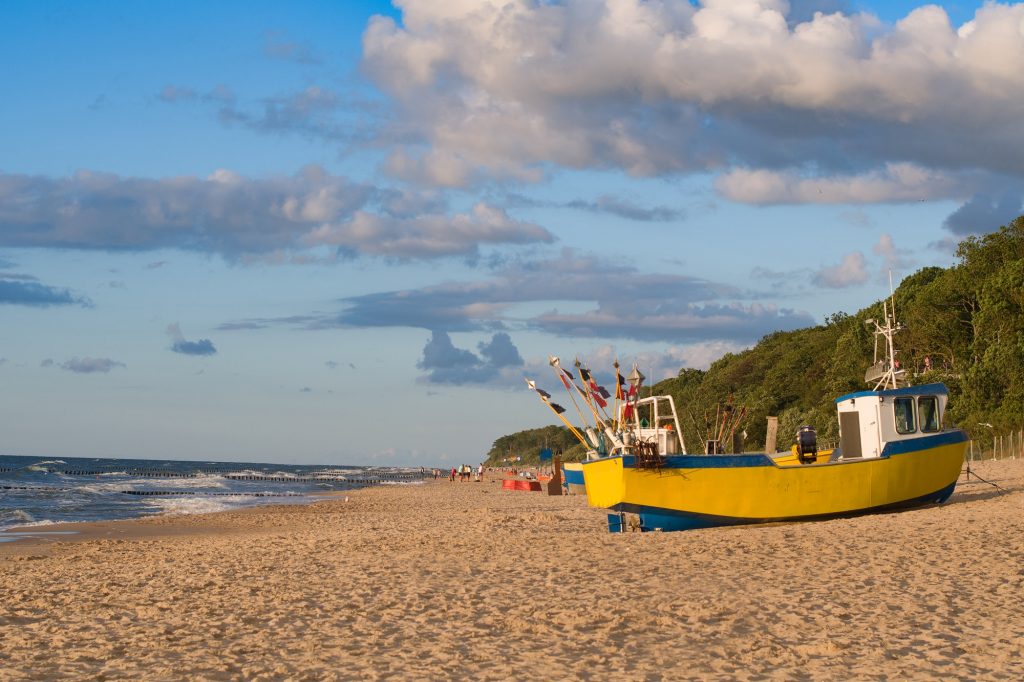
[450, 467, 456, 482]
[476, 463, 483, 482]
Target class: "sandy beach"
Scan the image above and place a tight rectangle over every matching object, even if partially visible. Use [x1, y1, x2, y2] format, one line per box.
[2, 461, 1022, 681]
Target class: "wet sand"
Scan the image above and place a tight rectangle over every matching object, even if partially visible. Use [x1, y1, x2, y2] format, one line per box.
[2, 461, 1023, 680]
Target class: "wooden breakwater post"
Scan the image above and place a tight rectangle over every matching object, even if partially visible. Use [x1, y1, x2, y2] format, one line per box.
[765, 416, 779, 454]
[547, 455, 564, 496]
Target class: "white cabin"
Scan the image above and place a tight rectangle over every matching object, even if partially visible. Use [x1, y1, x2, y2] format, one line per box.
[835, 383, 949, 460]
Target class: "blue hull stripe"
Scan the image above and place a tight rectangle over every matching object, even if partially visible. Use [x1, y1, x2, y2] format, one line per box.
[615, 481, 958, 532]
[880, 429, 967, 455]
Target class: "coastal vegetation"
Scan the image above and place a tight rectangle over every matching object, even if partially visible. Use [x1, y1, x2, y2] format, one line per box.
[488, 216, 1024, 465]
[485, 424, 583, 463]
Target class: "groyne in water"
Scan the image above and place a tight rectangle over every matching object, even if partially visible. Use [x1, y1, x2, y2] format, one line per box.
[44, 468, 425, 485]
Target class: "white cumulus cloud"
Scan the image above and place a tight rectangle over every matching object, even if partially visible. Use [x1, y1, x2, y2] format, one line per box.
[813, 251, 869, 289]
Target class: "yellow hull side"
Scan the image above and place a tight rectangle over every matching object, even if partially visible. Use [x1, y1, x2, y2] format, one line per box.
[583, 440, 966, 520]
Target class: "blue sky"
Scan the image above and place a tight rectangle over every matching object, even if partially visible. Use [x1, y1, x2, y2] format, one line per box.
[2, 0, 1022, 465]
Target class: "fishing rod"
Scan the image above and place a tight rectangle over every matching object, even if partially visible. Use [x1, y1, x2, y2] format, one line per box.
[613, 359, 625, 430]
[725, 406, 747, 452]
[549, 356, 596, 432]
[524, 378, 589, 447]
[575, 359, 614, 426]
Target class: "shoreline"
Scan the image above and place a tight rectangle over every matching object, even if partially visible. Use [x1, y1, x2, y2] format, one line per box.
[0, 488, 361, 554]
[2, 462, 1022, 679]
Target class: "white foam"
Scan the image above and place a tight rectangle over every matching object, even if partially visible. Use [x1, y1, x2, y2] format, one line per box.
[0, 517, 60, 531]
[145, 496, 238, 516]
[76, 476, 230, 494]
[12, 519, 59, 528]
[0, 509, 36, 524]
[143, 494, 313, 517]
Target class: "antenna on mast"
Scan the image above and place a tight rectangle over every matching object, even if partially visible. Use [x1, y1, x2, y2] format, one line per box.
[889, 269, 896, 327]
[864, 273, 906, 391]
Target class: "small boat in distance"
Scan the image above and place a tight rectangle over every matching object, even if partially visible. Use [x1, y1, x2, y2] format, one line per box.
[584, 299, 968, 532]
[561, 461, 586, 495]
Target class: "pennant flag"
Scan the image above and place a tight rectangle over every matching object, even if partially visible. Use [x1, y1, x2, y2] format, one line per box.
[550, 403, 566, 414]
[559, 370, 573, 391]
[627, 384, 638, 398]
[623, 404, 634, 421]
[579, 367, 592, 381]
[593, 383, 611, 400]
[537, 388, 552, 399]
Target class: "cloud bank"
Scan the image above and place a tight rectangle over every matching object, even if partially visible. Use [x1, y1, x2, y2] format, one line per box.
[59, 357, 126, 374]
[360, 1, 1024, 232]
[0, 273, 88, 307]
[339, 251, 812, 344]
[223, 250, 815, 344]
[0, 167, 553, 261]
[943, 191, 1024, 235]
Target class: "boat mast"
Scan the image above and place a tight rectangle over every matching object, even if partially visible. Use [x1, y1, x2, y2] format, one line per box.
[865, 299, 905, 391]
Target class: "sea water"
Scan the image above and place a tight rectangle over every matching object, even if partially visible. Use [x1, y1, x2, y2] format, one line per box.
[0, 454, 423, 532]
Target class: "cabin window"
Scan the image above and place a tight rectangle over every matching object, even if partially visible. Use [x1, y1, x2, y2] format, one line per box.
[894, 397, 916, 434]
[919, 396, 941, 432]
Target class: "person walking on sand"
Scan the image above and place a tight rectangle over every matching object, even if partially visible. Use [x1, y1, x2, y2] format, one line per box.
[450, 467, 457, 482]
[476, 463, 484, 482]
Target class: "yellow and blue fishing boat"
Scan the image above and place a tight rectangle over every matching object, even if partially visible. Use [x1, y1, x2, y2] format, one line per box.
[584, 302, 968, 532]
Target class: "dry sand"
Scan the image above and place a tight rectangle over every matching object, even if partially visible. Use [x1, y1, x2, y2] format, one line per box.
[2, 460, 1023, 681]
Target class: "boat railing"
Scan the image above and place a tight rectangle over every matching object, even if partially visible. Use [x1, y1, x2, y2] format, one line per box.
[625, 395, 686, 455]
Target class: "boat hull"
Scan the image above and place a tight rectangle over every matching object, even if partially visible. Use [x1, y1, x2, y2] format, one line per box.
[583, 431, 967, 532]
[562, 462, 586, 495]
